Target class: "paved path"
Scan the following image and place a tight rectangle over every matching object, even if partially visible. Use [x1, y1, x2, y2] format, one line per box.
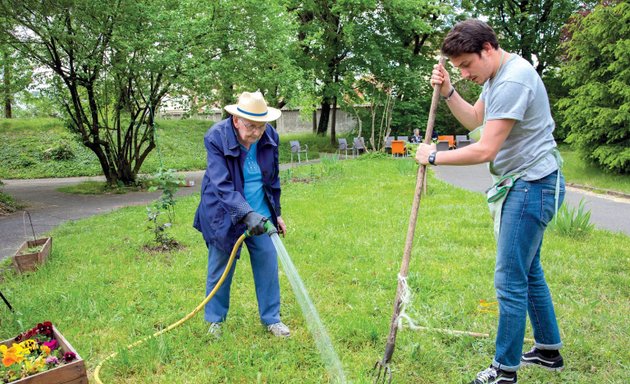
[0, 162, 306, 261]
[432, 163, 630, 235]
[1, 161, 628, 261]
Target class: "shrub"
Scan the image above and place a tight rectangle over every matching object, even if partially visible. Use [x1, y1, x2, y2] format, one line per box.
[550, 198, 595, 237]
[42, 141, 75, 161]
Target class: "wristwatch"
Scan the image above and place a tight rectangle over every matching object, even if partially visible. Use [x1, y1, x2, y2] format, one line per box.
[428, 151, 437, 166]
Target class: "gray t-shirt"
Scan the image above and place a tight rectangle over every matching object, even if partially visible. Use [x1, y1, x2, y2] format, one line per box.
[481, 54, 558, 180]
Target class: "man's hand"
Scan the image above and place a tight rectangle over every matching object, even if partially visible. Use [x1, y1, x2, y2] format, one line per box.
[431, 63, 452, 97]
[415, 143, 437, 165]
[243, 212, 267, 236]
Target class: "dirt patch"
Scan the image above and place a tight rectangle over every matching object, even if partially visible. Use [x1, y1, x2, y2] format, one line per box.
[142, 241, 185, 254]
[0, 201, 16, 216]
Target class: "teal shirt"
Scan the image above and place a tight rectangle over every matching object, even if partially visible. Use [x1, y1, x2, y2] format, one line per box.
[242, 141, 272, 218]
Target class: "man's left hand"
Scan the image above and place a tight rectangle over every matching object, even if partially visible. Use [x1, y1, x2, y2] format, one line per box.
[416, 143, 436, 165]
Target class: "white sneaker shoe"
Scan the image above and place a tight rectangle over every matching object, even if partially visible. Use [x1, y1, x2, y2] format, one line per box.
[267, 322, 290, 337]
[208, 322, 222, 339]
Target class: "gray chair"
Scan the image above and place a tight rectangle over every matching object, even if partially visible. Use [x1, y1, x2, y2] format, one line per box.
[436, 140, 450, 151]
[456, 135, 472, 148]
[353, 137, 367, 156]
[337, 138, 352, 159]
[384, 136, 394, 154]
[396, 135, 409, 142]
[290, 140, 308, 163]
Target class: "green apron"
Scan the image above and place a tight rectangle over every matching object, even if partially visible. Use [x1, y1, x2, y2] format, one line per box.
[486, 147, 563, 239]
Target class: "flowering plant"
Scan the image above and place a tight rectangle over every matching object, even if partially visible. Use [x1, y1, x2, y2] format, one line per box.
[0, 322, 76, 383]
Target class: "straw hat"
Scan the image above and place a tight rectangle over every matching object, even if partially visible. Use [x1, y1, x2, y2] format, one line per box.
[224, 91, 282, 122]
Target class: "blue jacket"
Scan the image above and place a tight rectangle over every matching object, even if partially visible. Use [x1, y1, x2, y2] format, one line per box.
[193, 118, 281, 253]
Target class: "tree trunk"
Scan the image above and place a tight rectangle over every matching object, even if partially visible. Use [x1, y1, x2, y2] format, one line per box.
[317, 101, 330, 135]
[312, 108, 317, 133]
[3, 51, 12, 119]
[330, 95, 337, 145]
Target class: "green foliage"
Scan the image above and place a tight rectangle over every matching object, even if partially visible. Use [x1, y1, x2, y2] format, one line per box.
[42, 141, 75, 161]
[550, 199, 595, 237]
[146, 169, 183, 250]
[0, 43, 33, 118]
[476, 0, 584, 74]
[559, 144, 630, 194]
[559, 2, 630, 174]
[543, 69, 571, 141]
[0, 159, 628, 383]
[0, 189, 20, 214]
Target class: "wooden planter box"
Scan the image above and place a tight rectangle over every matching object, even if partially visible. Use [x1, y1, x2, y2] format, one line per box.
[12, 237, 52, 273]
[0, 326, 87, 384]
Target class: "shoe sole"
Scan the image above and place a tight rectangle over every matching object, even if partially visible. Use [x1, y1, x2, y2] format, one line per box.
[520, 360, 564, 372]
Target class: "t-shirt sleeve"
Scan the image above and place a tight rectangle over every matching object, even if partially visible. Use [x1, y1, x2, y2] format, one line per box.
[484, 81, 533, 122]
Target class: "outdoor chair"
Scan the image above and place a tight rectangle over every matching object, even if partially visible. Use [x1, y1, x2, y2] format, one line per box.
[391, 140, 407, 157]
[290, 140, 308, 163]
[456, 135, 472, 149]
[396, 136, 409, 142]
[337, 138, 352, 159]
[352, 137, 367, 157]
[384, 136, 394, 154]
[436, 140, 450, 151]
[438, 135, 456, 149]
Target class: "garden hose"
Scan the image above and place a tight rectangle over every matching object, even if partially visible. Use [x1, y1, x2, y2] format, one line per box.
[93, 225, 265, 384]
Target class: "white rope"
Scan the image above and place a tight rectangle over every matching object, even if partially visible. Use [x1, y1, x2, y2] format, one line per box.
[395, 274, 524, 340]
[396, 273, 421, 330]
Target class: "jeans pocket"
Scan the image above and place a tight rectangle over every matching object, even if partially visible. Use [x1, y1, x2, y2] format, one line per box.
[541, 189, 557, 225]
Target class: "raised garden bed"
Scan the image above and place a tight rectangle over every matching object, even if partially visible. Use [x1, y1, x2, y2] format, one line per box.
[1, 325, 87, 384]
[12, 237, 52, 273]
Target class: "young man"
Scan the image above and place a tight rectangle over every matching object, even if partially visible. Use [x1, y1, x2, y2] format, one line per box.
[194, 91, 290, 338]
[416, 20, 565, 383]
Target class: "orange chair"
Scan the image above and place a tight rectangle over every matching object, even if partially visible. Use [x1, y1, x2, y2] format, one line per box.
[438, 135, 455, 149]
[391, 140, 406, 157]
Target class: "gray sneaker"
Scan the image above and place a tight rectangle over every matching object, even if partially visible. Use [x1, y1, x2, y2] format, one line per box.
[208, 322, 222, 338]
[267, 322, 290, 337]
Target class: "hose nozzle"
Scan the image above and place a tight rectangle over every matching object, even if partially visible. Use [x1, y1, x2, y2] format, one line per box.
[244, 218, 278, 237]
[264, 220, 278, 235]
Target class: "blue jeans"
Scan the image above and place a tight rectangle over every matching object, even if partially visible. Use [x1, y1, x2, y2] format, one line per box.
[204, 234, 281, 326]
[492, 170, 565, 371]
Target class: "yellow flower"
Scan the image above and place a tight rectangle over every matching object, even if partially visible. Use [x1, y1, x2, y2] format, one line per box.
[19, 339, 38, 353]
[1, 343, 26, 367]
[40, 345, 51, 355]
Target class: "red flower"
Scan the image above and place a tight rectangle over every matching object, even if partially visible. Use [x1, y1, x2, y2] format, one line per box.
[63, 351, 76, 362]
[37, 321, 54, 337]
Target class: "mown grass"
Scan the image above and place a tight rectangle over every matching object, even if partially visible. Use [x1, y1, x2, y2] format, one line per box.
[0, 158, 628, 383]
[0, 118, 343, 180]
[559, 144, 630, 195]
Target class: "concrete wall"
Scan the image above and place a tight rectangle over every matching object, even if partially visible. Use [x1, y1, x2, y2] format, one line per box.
[159, 108, 360, 134]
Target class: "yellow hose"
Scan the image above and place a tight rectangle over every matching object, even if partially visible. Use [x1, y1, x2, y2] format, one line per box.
[93, 233, 246, 384]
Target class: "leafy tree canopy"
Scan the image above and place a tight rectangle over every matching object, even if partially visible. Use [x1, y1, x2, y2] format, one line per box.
[559, 1, 629, 174]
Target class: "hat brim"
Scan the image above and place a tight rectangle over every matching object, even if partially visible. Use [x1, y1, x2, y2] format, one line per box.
[224, 105, 282, 122]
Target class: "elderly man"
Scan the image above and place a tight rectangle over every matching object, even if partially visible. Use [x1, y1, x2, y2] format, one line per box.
[194, 91, 290, 338]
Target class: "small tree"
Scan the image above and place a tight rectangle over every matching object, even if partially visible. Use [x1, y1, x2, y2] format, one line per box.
[559, 1, 629, 174]
[0, 1, 201, 185]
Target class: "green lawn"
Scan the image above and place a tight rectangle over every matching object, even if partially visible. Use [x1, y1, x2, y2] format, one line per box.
[0, 118, 341, 180]
[2, 118, 628, 196]
[558, 144, 630, 195]
[1, 158, 628, 383]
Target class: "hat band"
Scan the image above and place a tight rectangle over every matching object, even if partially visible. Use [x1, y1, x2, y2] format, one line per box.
[237, 107, 268, 117]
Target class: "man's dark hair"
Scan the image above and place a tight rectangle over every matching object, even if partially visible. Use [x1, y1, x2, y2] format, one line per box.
[441, 19, 499, 57]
